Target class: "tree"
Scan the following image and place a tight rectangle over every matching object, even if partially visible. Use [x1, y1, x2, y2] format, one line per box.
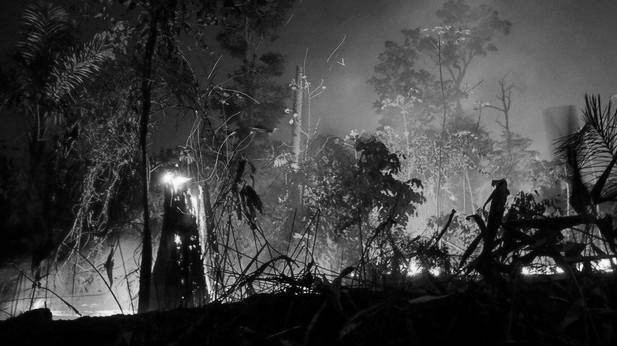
[152, 176, 207, 309]
[557, 95, 617, 207]
[484, 76, 515, 167]
[55, 61, 141, 261]
[0, 1, 114, 273]
[369, 0, 511, 128]
[215, 0, 296, 142]
[112, 0, 298, 311]
[368, 0, 511, 216]
[110, 0, 222, 313]
[302, 134, 425, 277]
[479, 76, 559, 194]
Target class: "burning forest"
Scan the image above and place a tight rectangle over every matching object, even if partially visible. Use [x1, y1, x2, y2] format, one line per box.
[0, 0, 617, 345]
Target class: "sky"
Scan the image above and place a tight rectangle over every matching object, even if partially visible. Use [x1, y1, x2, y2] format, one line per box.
[2, 0, 617, 159]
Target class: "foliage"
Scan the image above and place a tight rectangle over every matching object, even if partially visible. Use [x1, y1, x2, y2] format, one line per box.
[55, 63, 141, 261]
[369, 0, 511, 127]
[557, 94, 617, 204]
[367, 0, 515, 221]
[426, 212, 476, 256]
[216, 0, 296, 59]
[459, 95, 617, 284]
[304, 134, 424, 237]
[368, 1, 561, 226]
[5, 1, 114, 117]
[215, 0, 296, 142]
[3, 6, 617, 346]
[291, 133, 427, 278]
[0, 1, 119, 272]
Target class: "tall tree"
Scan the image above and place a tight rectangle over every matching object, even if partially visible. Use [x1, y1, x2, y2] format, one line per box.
[369, 0, 511, 215]
[215, 0, 295, 141]
[481, 76, 550, 193]
[114, 0, 221, 313]
[370, 0, 510, 129]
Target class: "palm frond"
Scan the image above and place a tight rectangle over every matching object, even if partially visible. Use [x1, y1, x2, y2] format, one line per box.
[557, 94, 617, 202]
[16, 2, 72, 66]
[45, 33, 115, 104]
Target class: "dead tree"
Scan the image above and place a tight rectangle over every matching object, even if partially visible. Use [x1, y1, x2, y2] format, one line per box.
[289, 65, 304, 210]
[291, 65, 304, 175]
[485, 76, 516, 173]
[151, 182, 207, 310]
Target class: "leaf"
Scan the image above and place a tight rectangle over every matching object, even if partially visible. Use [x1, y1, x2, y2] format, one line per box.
[596, 215, 617, 253]
[332, 266, 355, 287]
[104, 246, 114, 286]
[46, 33, 114, 103]
[339, 321, 362, 340]
[304, 301, 327, 345]
[17, 3, 71, 65]
[408, 294, 449, 305]
[433, 209, 456, 244]
[560, 298, 584, 331]
[233, 159, 247, 189]
[339, 302, 384, 339]
[459, 232, 482, 269]
[241, 185, 263, 215]
[556, 95, 617, 203]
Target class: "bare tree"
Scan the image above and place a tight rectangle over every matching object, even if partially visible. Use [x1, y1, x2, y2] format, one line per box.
[485, 75, 516, 173]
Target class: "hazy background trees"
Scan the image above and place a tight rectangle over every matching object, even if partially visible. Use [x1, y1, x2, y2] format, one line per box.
[368, 0, 563, 246]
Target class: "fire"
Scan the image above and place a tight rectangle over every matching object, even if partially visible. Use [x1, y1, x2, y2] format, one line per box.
[161, 172, 191, 190]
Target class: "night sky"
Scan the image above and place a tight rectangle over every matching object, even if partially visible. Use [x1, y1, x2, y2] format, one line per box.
[3, 0, 617, 158]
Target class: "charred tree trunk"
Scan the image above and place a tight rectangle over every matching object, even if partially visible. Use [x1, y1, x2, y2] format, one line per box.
[152, 185, 206, 310]
[28, 125, 54, 273]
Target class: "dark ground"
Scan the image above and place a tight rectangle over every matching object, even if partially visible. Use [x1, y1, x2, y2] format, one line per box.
[2, 275, 617, 346]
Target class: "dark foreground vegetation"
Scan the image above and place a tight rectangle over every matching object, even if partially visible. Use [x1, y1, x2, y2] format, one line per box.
[3, 274, 617, 346]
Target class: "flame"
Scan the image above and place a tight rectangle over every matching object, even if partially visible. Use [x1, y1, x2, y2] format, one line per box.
[161, 172, 191, 190]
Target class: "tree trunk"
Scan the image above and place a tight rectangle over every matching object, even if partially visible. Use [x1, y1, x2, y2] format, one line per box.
[290, 65, 304, 208]
[291, 65, 303, 174]
[284, 65, 305, 257]
[152, 184, 206, 310]
[201, 181, 220, 298]
[436, 37, 448, 216]
[137, 8, 160, 313]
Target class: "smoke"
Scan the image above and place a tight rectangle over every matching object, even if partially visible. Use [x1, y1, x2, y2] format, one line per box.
[268, 0, 617, 158]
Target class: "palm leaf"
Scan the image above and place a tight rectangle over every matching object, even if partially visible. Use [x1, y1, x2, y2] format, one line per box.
[17, 2, 72, 66]
[556, 94, 617, 203]
[45, 33, 115, 104]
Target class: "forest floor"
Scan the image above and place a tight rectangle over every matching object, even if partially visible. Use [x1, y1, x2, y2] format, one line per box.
[1, 274, 617, 346]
